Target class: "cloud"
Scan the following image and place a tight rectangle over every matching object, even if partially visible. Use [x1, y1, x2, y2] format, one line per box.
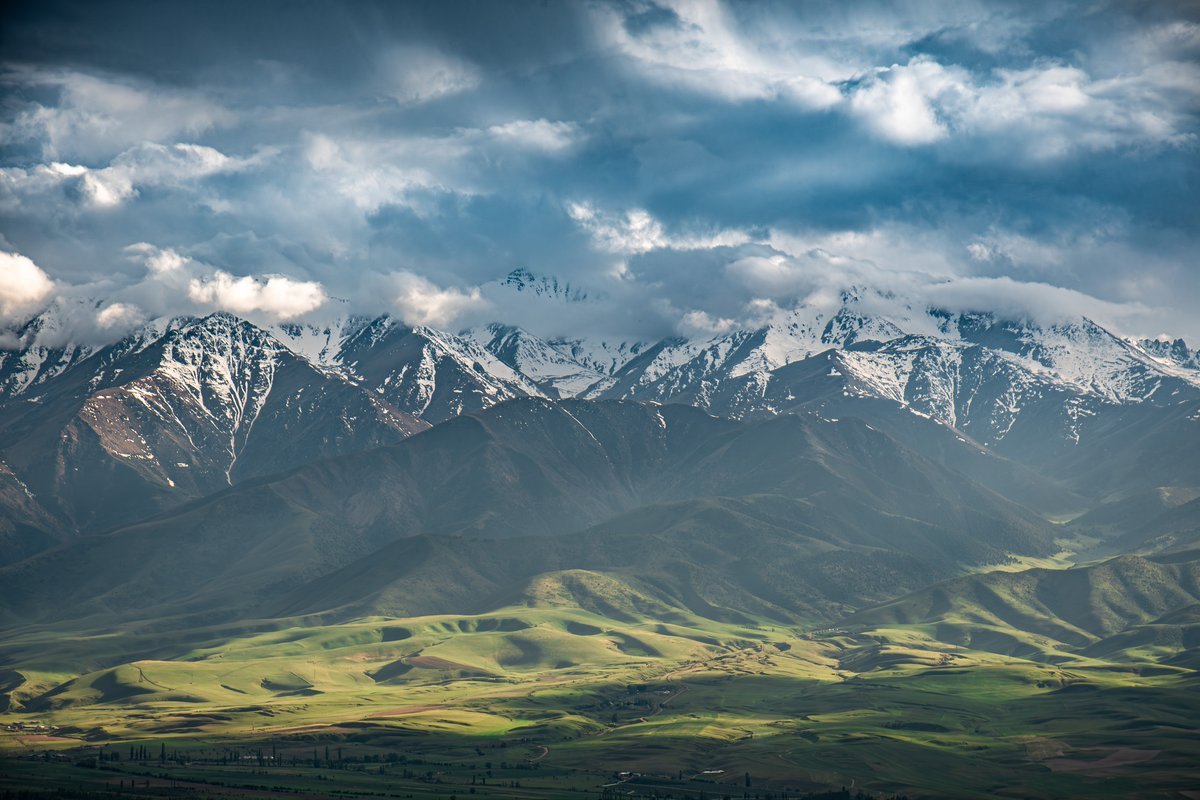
[186, 270, 327, 321]
[849, 58, 965, 145]
[1, 142, 263, 209]
[725, 250, 868, 299]
[678, 309, 737, 336]
[95, 301, 145, 330]
[596, 0, 843, 108]
[376, 44, 481, 104]
[386, 271, 488, 328]
[567, 202, 751, 255]
[0, 68, 231, 160]
[486, 119, 580, 152]
[959, 62, 1200, 157]
[301, 132, 467, 213]
[922, 276, 1148, 331]
[0, 251, 55, 322]
[296, 121, 582, 218]
[0, 1, 1197, 345]
[847, 56, 1200, 154]
[126, 242, 187, 275]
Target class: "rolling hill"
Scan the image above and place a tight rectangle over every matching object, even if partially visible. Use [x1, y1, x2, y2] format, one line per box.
[841, 550, 1200, 662]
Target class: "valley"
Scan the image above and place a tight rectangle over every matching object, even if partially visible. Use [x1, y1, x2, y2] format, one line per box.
[4, 567, 1200, 799]
[2, 301, 1199, 798]
[5, 1, 1200, 795]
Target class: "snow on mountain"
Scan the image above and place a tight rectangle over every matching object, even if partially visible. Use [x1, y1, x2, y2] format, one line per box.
[334, 317, 545, 423]
[833, 336, 1087, 445]
[74, 312, 288, 488]
[3, 272, 1200, 539]
[460, 323, 607, 398]
[557, 337, 649, 378]
[0, 302, 189, 404]
[954, 315, 1200, 404]
[272, 317, 363, 366]
[470, 268, 653, 394]
[497, 267, 591, 302]
[0, 312, 427, 532]
[0, 303, 96, 401]
[574, 299, 1200, 456]
[1140, 337, 1200, 372]
[592, 293, 918, 405]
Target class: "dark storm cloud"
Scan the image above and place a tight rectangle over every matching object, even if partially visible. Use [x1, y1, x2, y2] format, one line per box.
[0, 0, 1197, 340]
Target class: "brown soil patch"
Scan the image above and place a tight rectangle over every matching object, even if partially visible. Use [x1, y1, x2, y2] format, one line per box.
[1045, 748, 1159, 774]
[1021, 736, 1066, 761]
[105, 775, 330, 798]
[368, 704, 445, 717]
[266, 723, 358, 736]
[16, 734, 78, 743]
[406, 655, 481, 671]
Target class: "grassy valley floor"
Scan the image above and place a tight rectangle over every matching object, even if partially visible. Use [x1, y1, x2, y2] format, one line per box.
[2, 604, 1199, 799]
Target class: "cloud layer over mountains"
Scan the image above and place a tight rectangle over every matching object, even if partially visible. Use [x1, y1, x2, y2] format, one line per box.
[1, 0, 1197, 343]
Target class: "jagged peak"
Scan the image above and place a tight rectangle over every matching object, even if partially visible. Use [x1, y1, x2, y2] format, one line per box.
[1139, 336, 1197, 366]
[497, 268, 590, 302]
[167, 312, 279, 346]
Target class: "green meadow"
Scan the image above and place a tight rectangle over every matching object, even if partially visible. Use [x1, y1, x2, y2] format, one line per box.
[3, 594, 1198, 799]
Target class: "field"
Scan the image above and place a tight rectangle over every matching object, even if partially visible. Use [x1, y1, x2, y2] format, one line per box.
[3, 601, 1199, 799]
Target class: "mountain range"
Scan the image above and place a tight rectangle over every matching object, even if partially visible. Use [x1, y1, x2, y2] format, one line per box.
[1, 271, 1197, 551]
[4, 272, 1200, 798]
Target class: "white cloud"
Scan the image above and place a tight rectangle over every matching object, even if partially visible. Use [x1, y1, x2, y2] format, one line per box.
[388, 271, 488, 328]
[297, 121, 581, 218]
[120, 243, 328, 324]
[966, 242, 995, 263]
[847, 56, 1200, 154]
[602, 3, 1197, 157]
[0, 251, 56, 322]
[486, 119, 580, 152]
[726, 252, 829, 296]
[678, 309, 737, 336]
[960, 62, 1200, 157]
[301, 132, 458, 213]
[187, 270, 327, 321]
[96, 301, 145, 330]
[0, 68, 232, 160]
[849, 58, 965, 145]
[126, 242, 187, 275]
[568, 202, 751, 255]
[596, 0, 842, 109]
[0, 142, 262, 210]
[568, 203, 668, 254]
[377, 44, 481, 104]
[961, 231, 1069, 273]
[91, 142, 257, 206]
[922, 276, 1147, 331]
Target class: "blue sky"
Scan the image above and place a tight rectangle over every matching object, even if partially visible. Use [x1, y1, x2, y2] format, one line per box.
[1, 0, 1197, 342]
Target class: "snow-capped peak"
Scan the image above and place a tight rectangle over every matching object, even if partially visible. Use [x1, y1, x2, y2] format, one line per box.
[497, 268, 590, 302]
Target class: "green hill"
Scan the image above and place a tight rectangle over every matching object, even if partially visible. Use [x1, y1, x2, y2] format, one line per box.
[843, 552, 1200, 661]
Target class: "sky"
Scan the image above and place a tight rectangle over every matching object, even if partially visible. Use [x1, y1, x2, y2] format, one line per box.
[0, 0, 1198, 344]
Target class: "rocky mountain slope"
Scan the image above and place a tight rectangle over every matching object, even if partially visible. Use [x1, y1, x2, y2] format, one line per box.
[1, 273, 1198, 544]
[0, 312, 427, 532]
[0, 399, 1055, 628]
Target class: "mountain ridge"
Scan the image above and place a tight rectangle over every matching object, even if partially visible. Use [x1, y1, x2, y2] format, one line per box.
[1, 286, 1198, 555]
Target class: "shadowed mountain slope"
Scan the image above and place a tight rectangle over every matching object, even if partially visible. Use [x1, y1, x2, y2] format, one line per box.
[0, 313, 427, 533]
[0, 399, 1054, 628]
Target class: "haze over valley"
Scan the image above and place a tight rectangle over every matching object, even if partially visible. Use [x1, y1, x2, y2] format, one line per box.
[2, 1, 1199, 797]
